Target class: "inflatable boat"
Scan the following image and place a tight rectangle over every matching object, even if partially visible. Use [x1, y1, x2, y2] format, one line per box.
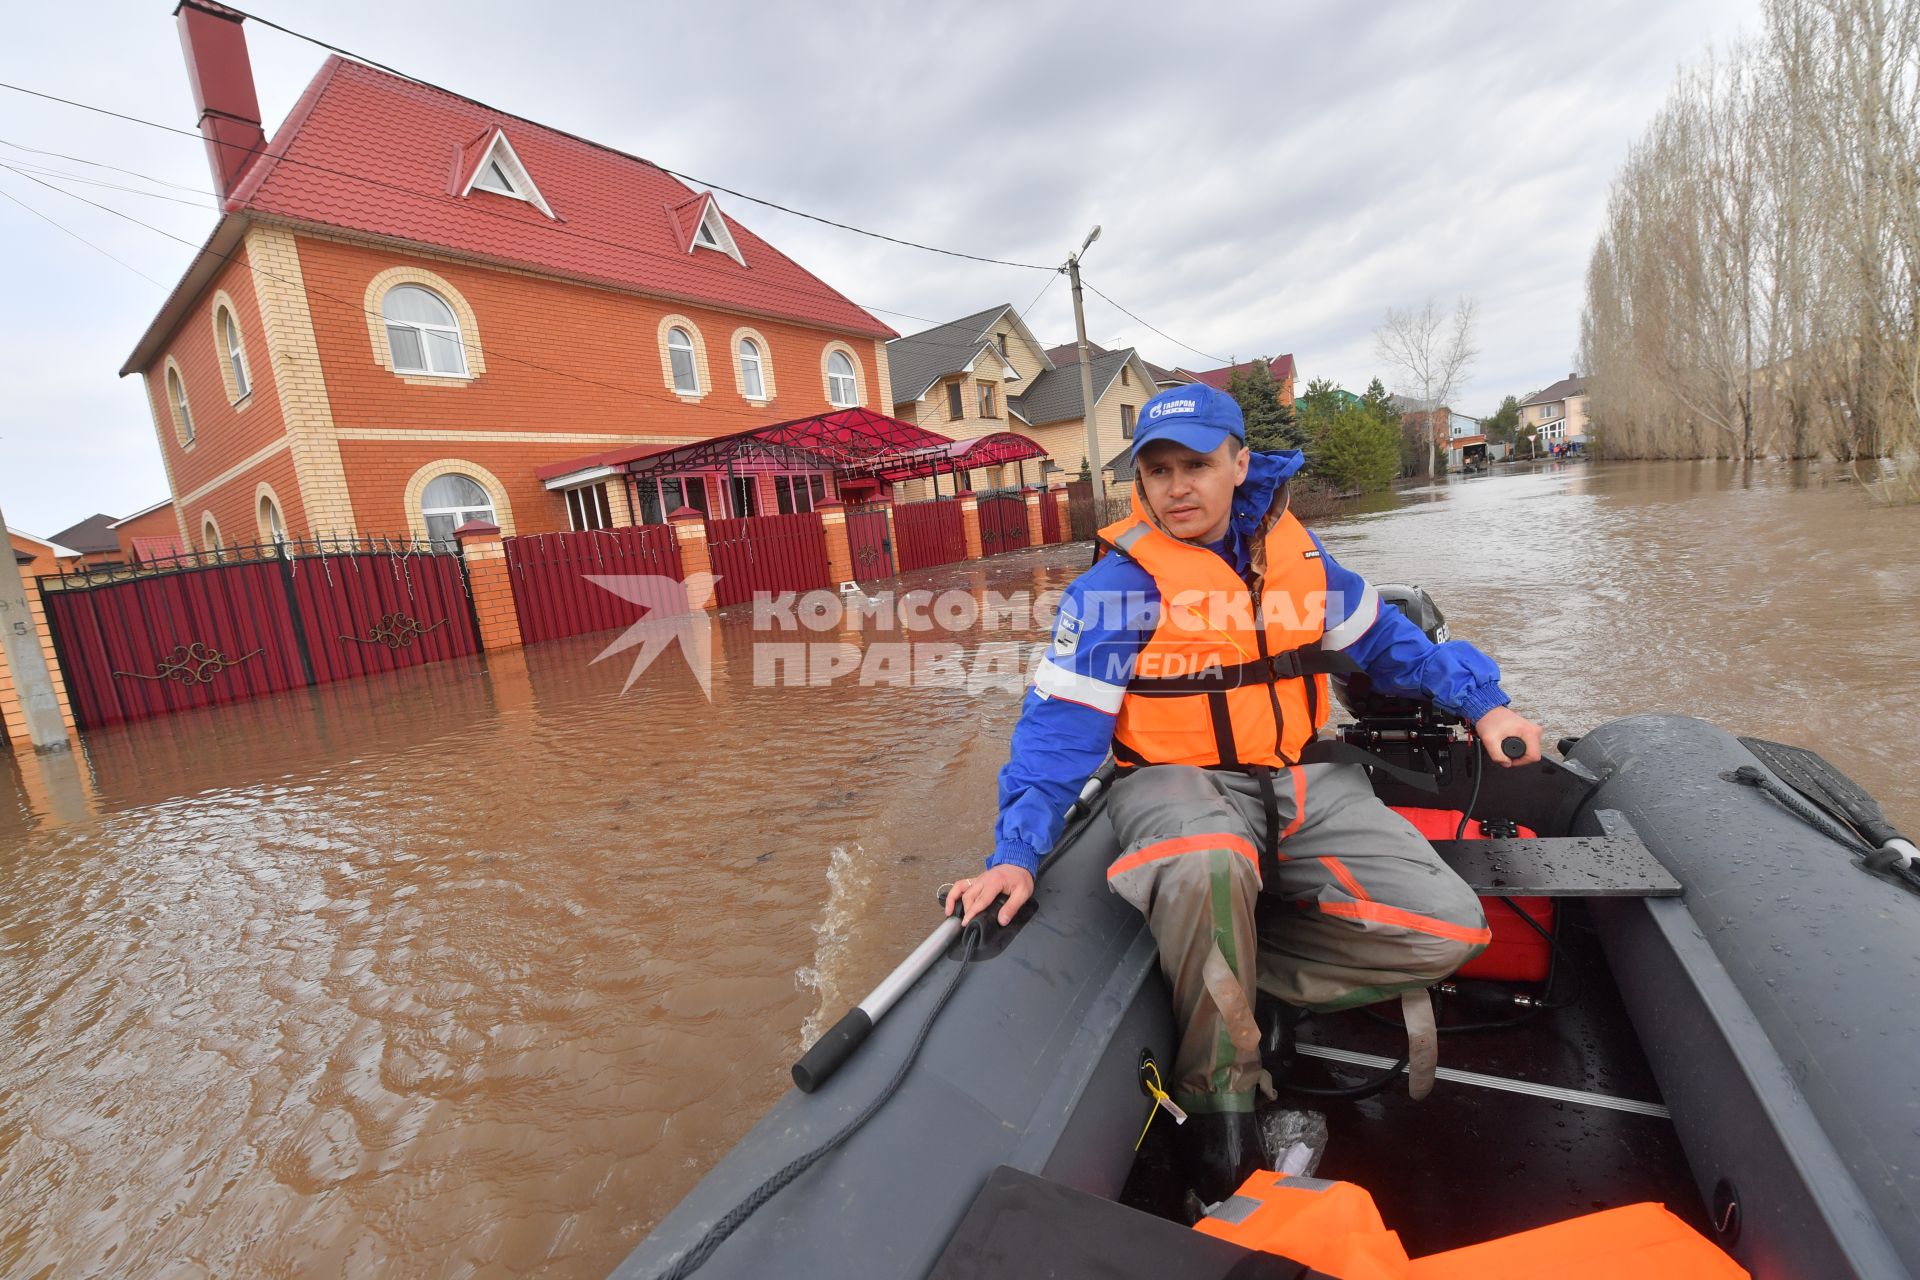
[615, 615, 1920, 1278]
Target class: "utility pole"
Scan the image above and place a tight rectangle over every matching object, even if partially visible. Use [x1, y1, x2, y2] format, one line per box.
[1067, 225, 1105, 504]
[0, 501, 70, 752]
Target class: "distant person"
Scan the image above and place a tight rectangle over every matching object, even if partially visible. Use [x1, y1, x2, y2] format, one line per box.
[947, 383, 1542, 1203]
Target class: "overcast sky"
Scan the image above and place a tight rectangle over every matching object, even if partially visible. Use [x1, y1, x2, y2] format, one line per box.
[0, 0, 1762, 538]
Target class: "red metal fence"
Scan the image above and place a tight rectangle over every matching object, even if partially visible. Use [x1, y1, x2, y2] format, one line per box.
[504, 526, 685, 644]
[40, 540, 479, 730]
[1039, 491, 1062, 543]
[706, 512, 831, 608]
[893, 499, 967, 572]
[977, 494, 1030, 556]
[845, 504, 894, 581]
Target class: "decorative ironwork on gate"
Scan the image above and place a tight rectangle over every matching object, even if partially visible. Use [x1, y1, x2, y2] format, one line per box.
[39, 537, 482, 730]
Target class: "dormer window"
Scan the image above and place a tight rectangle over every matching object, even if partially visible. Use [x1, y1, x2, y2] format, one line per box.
[459, 129, 555, 218]
[678, 194, 747, 267]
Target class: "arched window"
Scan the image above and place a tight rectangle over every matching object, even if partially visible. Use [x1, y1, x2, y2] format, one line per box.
[827, 350, 857, 407]
[167, 366, 195, 445]
[219, 306, 251, 399]
[201, 515, 221, 552]
[420, 472, 497, 546]
[259, 494, 287, 544]
[739, 337, 766, 400]
[668, 326, 699, 394]
[383, 285, 468, 376]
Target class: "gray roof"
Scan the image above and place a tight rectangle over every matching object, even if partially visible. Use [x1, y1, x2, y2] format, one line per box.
[1520, 375, 1585, 407]
[1011, 348, 1135, 426]
[50, 512, 121, 555]
[886, 304, 1015, 403]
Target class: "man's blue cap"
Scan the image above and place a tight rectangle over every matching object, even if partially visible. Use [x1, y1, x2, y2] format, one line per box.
[1130, 382, 1245, 457]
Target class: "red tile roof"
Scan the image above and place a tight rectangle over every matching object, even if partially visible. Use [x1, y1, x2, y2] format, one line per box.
[1180, 354, 1295, 389]
[226, 57, 891, 339]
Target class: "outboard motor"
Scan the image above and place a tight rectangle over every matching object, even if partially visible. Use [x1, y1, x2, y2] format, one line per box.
[1331, 584, 1463, 778]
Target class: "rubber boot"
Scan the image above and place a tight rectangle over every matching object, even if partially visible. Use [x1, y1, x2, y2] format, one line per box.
[1257, 994, 1304, 1083]
[1177, 1108, 1267, 1209]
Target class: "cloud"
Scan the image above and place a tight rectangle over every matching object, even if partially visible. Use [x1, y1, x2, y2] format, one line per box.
[0, 0, 1759, 534]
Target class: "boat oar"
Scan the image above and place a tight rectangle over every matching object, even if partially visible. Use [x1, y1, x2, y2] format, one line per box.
[791, 767, 1113, 1094]
[1739, 737, 1918, 869]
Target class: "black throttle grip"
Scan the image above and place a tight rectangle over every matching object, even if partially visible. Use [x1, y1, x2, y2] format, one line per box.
[1501, 736, 1526, 760]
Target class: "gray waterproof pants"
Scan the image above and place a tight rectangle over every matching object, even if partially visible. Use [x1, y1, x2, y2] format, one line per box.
[1105, 763, 1489, 1113]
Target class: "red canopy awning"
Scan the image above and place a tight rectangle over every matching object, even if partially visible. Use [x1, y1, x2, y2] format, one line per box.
[538, 411, 1051, 487]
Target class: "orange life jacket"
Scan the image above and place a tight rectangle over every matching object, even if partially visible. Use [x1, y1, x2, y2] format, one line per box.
[1097, 488, 1337, 771]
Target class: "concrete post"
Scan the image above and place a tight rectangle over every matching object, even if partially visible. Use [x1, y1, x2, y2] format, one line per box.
[958, 492, 983, 561]
[1022, 489, 1045, 548]
[817, 501, 855, 588]
[0, 510, 72, 751]
[454, 519, 523, 651]
[669, 507, 718, 611]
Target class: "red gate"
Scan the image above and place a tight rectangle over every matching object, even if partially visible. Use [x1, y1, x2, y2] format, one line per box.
[977, 494, 1029, 555]
[504, 526, 685, 644]
[845, 504, 893, 581]
[39, 540, 480, 730]
[1039, 490, 1062, 543]
[893, 499, 966, 572]
[706, 513, 831, 608]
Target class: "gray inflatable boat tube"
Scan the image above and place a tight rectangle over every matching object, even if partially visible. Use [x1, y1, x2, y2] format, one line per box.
[612, 802, 1173, 1280]
[1573, 715, 1916, 1280]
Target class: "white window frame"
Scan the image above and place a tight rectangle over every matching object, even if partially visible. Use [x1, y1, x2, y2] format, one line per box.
[458, 129, 557, 218]
[827, 351, 858, 408]
[667, 327, 702, 394]
[384, 285, 469, 378]
[219, 306, 251, 400]
[420, 472, 498, 546]
[739, 337, 766, 400]
[566, 483, 614, 531]
[259, 494, 287, 544]
[168, 366, 195, 445]
[685, 196, 747, 266]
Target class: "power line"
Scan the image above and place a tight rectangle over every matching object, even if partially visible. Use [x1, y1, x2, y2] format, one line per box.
[0, 82, 948, 332]
[0, 178, 168, 285]
[213, 4, 1056, 272]
[0, 159, 216, 208]
[0, 135, 214, 193]
[0, 162, 846, 424]
[1079, 275, 1228, 367]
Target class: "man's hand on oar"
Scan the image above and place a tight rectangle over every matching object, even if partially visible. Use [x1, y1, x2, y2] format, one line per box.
[945, 864, 1034, 927]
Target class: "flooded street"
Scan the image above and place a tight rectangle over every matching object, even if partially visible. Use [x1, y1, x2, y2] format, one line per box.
[2, 460, 1915, 1278]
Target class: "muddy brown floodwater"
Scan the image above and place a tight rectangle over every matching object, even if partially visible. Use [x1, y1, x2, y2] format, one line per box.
[2, 459, 1914, 1278]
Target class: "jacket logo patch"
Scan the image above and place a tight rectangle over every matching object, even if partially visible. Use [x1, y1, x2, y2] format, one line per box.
[1303, 549, 1322, 559]
[1052, 612, 1082, 655]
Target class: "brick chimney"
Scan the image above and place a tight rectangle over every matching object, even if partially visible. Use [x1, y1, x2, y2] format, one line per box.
[175, 0, 265, 201]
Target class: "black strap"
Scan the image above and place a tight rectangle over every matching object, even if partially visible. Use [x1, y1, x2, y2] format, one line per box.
[1251, 765, 1283, 888]
[1295, 739, 1442, 794]
[1124, 645, 1362, 696]
[1207, 692, 1240, 769]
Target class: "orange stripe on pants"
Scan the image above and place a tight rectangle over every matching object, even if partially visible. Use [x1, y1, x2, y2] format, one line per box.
[1318, 898, 1493, 946]
[1108, 832, 1262, 885]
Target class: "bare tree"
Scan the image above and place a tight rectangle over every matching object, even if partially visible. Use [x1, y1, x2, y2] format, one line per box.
[1374, 296, 1479, 477]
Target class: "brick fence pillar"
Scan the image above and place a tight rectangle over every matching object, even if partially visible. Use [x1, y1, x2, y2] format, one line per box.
[1022, 489, 1045, 548]
[816, 501, 855, 587]
[0, 570, 79, 750]
[669, 507, 718, 611]
[1051, 485, 1071, 543]
[455, 519, 523, 651]
[958, 492, 983, 560]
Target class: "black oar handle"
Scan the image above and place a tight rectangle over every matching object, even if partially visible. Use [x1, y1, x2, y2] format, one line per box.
[1501, 736, 1526, 760]
[792, 1008, 873, 1094]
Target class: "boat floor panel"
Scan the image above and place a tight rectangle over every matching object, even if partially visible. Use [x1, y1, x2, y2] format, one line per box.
[1120, 909, 1712, 1255]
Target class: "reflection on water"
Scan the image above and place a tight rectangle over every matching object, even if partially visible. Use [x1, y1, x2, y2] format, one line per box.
[1, 460, 1914, 1277]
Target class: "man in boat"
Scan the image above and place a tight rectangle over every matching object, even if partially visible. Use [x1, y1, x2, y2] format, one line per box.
[946, 381, 1543, 1203]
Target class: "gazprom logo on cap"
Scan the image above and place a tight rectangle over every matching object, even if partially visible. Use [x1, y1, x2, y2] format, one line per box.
[1148, 397, 1198, 420]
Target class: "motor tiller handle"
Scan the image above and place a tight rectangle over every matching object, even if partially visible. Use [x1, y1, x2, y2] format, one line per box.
[1501, 736, 1526, 760]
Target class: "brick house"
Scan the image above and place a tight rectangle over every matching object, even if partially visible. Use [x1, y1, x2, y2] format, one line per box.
[46, 514, 126, 570]
[887, 306, 1158, 485]
[107, 500, 189, 566]
[1519, 375, 1590, 452]
[123, 2, 895, 551]
[1176, 354, 1297, 408]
